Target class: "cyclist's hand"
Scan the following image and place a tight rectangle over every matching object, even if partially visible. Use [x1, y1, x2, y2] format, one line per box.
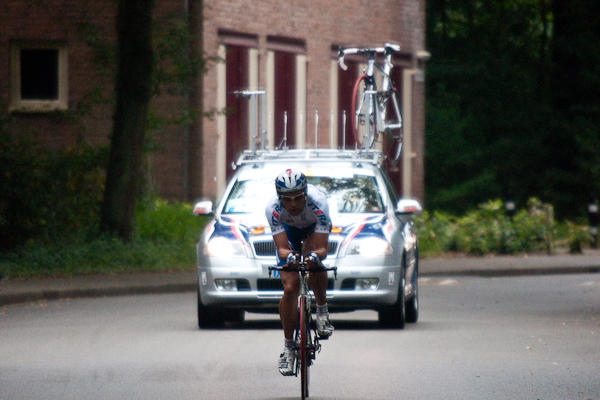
[304, 252, 322, 270]
[286, 251, 300, 266]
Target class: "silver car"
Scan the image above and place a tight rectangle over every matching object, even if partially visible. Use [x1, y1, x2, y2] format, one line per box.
[193, 149, 422, 329]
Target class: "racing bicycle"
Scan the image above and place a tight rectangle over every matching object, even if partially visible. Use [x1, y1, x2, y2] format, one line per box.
[269, 262, 337, 400]
[338, 43, 403, 163]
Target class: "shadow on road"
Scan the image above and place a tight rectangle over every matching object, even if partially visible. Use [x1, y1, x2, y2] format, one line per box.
[219, 313, 417, 331]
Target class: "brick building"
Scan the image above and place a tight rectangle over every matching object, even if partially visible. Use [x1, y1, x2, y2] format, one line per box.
[1, 0, 427, 204]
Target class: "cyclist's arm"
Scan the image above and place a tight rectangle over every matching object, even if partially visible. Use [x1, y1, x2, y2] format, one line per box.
[308, 232, 329, 261]
[273, 231, 294, 262]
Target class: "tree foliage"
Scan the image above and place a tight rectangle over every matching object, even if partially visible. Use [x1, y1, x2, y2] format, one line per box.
[425, 0, 600, 218]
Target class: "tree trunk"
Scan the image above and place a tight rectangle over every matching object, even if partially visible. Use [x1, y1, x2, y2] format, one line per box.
[187, 0, 204, 201]
[100, 0, 154, 241]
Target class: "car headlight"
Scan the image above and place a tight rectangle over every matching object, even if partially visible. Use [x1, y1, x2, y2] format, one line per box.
[205, 237, 246, 257]
[347, 237, 392, 257]
[215, 279, 238, 291]
[355, 278, 379, 290]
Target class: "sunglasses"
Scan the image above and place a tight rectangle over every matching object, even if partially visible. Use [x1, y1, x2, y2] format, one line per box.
[279, 193, 305, 202]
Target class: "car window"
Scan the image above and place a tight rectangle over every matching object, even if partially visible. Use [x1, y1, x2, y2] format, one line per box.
[223, 177, 274, 213]
[222, 173, 383, 214]
[380, 169, 398, 205]
[307, 175, 383, 213]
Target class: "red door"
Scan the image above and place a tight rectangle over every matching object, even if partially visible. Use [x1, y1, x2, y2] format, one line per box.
[273, 52, 296, 149]
[225, 45, 249, 180]
[338, 59, 359, 149]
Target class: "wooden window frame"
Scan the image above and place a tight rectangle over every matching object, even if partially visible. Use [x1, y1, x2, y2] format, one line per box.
[10, 41, 68, 113]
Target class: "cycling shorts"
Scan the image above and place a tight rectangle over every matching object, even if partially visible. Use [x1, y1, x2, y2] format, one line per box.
[276, 222, 317, 266]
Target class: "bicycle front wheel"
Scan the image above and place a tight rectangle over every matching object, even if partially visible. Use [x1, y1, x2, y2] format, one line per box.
[299, 295, 310, 399]
[351, 75, 376, 150]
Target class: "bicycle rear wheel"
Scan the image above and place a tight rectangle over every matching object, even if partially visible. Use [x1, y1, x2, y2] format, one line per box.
[351, 75, 376, 150]
[299, 295, 310, 399]
[385, 90, 403, 163]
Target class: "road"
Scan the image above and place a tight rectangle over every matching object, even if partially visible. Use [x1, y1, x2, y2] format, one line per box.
[1, 274, 599, 399]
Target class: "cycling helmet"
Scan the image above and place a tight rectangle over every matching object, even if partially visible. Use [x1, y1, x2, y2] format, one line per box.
[275, 169, 307, 196]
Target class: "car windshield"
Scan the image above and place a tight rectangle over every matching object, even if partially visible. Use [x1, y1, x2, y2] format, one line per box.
[222, 174, 384, 214]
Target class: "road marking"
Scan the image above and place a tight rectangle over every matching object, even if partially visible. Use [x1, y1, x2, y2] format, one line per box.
[418, 278, 460, 286]
[439, 279, 459, 286]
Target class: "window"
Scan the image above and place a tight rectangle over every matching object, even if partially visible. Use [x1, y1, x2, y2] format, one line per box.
[10, 42, 68, 112]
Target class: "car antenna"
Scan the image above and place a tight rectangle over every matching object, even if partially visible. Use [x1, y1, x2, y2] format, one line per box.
[277, 111, 288, 150]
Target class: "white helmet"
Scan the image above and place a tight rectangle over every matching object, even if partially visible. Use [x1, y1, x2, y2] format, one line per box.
[275, 169, 307, 195]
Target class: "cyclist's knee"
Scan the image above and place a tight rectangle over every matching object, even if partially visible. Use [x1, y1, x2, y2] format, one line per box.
[282, 283, 300, 299]
[280, 273, 300, 298]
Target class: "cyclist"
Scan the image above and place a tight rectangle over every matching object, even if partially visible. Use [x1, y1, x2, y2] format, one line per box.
[265, 168, 334, 376]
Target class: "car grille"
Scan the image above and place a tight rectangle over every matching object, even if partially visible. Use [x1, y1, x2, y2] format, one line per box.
[340, 279, 357, 290]
[257, 278, 335, 291]
[236, 279, 251, 291]
[252, 239, 339, 257]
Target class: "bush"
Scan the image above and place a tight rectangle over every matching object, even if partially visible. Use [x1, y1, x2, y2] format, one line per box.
[564, 221, 591, 253]
[135, 197, 199, 247]
[0, 197, 208, 279]
[0, 126, 208, 278]
[415, 198, 561, 256]
[0, 131, 107, 252]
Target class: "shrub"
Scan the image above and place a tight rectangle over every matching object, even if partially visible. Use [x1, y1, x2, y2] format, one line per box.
[0, 197, 208, 278]
[0, 131, 107, 252]
[135, 197, 201, 249]
[415, 198, 559, 256]
[565, 221, 591, 253]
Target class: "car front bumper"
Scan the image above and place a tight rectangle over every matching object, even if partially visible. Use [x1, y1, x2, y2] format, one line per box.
[197, 254, 404, 312]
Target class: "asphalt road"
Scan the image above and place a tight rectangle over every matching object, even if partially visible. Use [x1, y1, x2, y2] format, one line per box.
[1, 274, 599, 400]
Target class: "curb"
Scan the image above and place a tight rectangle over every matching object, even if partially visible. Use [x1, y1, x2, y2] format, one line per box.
[419, 265, 600, 278]
[0, 282, 196, 307]
[2, 252, 599, 306]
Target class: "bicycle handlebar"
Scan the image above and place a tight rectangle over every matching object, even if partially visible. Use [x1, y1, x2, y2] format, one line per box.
[268, 264, 338, 279]
[338, 43, 401, 71]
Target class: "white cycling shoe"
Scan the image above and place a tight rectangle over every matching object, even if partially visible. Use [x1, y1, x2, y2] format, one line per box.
[278, 348, 296, 376]
[316, 314, 334, 338]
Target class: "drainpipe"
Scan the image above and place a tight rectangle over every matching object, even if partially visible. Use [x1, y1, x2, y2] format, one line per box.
[401, 50, 430, 198]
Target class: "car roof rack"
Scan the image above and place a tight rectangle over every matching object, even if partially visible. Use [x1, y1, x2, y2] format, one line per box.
[231, 89, 388, 170]
[234, 148, 383, 168]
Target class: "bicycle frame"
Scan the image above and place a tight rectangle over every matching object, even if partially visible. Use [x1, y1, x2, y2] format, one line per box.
[269, 263, 337, 400]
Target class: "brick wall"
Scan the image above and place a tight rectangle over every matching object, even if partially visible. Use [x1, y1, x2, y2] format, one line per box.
[202, 0, 426, 201]
[1, 0, 426, 203]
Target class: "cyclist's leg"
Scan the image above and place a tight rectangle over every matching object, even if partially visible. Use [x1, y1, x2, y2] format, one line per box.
[277, 246, 300, 376]
[279, 270, 300, 340]
[302, 231, 328, 304]
[277, 223, 305, 340]
[302, 232, 334, 337]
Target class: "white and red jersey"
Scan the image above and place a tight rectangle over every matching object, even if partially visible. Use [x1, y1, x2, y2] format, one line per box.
[265, 184, 331, 235]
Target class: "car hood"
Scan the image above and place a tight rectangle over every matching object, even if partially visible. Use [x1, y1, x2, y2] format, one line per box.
[203, 212, 394, 247]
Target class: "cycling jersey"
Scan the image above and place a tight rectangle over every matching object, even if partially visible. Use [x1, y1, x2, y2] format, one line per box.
[265, 184, 332, 264]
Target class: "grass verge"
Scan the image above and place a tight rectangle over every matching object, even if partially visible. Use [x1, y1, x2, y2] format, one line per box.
[0, 199, 210, 279]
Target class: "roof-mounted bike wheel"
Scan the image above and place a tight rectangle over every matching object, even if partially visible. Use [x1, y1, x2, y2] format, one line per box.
[351, 75, 377, 150]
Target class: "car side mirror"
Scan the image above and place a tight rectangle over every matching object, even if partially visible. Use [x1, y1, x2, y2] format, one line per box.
[193, 200, 214, 216]
[396, 199, 423, 215]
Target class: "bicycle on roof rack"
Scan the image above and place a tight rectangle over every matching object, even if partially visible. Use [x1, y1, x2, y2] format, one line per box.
[338, 43, 403, 163]
[269, 261, 337, 400]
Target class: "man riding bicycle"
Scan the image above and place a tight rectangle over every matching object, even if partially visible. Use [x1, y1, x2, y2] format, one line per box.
[265, 168, 334, 376]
